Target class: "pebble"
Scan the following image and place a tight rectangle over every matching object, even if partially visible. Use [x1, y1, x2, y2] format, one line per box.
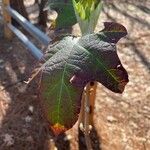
[107, 116, 117, 123]
[25, 116, 32, 123]
[120, 101, 129, 108]
[64, 134, 72, 141]
[28, 105, 34, 113]
[26, 136, 34, 142]
[3, 134, 14, 146]
[129, 121, 138, 129]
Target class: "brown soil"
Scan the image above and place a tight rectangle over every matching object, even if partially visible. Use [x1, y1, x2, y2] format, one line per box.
[0, 1, 150, 150]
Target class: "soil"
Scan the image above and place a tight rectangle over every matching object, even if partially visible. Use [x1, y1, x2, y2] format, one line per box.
[0, 1, 150, 150]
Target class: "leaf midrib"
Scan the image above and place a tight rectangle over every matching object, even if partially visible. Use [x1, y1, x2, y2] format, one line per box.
[56, 64, 67, 123]
[77, 44, 120, 83]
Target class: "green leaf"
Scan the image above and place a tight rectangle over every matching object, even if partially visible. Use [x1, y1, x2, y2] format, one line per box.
[73, 0, 102, 34]
[39, 22, 129, 135]
[46, 0, 102, 34]
[73, 0, 100, 20]
[40, 37, 82, 135]
[47, 0, 77, 28]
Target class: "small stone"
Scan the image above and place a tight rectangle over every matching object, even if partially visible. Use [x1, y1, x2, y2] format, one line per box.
[26, 136, 34, 142]
[50, 139, 54, 142]
[28, 105, 34, 113]
[143, 106, 150, 111]
[79, 123, 84, 132]
[107, 116, 117, 123]
[89, 125, 93, 131]
[120, 102, 129, 108]
[129, 121, 138, 128]
[25, 116, 32, 123]
[3, 134, 14, 146]
[64, 134, 72, 141]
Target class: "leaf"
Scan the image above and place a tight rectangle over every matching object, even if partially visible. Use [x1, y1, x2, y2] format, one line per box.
[73, 0, 102, 34]
[40, 37, 82, 135]
[39, 22, 129, 135]
[47, 0, 77, 28]
[73, 0, 101, 20]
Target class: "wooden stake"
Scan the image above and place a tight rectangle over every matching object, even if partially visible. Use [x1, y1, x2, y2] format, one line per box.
[2, 0, 12, 39]
[89, 81, 97, 126]
[79, 82, 97, 150]
[79, 81, 97, 128]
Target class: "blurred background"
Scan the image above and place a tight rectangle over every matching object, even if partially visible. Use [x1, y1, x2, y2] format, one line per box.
[0, 0, 150, 150]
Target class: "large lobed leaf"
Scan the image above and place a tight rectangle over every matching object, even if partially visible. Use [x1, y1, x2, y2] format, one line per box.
[39, 22, 129, 135]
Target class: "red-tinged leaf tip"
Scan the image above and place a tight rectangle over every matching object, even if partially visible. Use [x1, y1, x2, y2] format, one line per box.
[118, 80, 128, 93]
[107, 67, 128, 93]
[101, 22, 127, 43]
[51, 123, 67, 136]
[103, 22, 127, 34]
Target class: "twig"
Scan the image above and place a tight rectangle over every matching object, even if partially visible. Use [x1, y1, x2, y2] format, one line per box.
[24, 67, 42, 84]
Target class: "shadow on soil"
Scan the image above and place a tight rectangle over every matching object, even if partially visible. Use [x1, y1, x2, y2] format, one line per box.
[78, 126, 101, 150]
[0, 37, 48, 149]
[103, 1, 150, 72]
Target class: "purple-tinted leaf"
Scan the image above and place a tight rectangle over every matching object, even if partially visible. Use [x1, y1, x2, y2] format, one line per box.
[39, 22, 129, 135]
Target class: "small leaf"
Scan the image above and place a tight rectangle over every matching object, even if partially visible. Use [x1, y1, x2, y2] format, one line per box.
[73, 0, 102, 34]
[73, 0, 100, 20]
[39, 22, 129, 135]
[47, 0, 77, 28]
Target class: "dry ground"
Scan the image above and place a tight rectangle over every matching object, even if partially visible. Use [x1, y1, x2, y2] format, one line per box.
[0, 1, 150, 150]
